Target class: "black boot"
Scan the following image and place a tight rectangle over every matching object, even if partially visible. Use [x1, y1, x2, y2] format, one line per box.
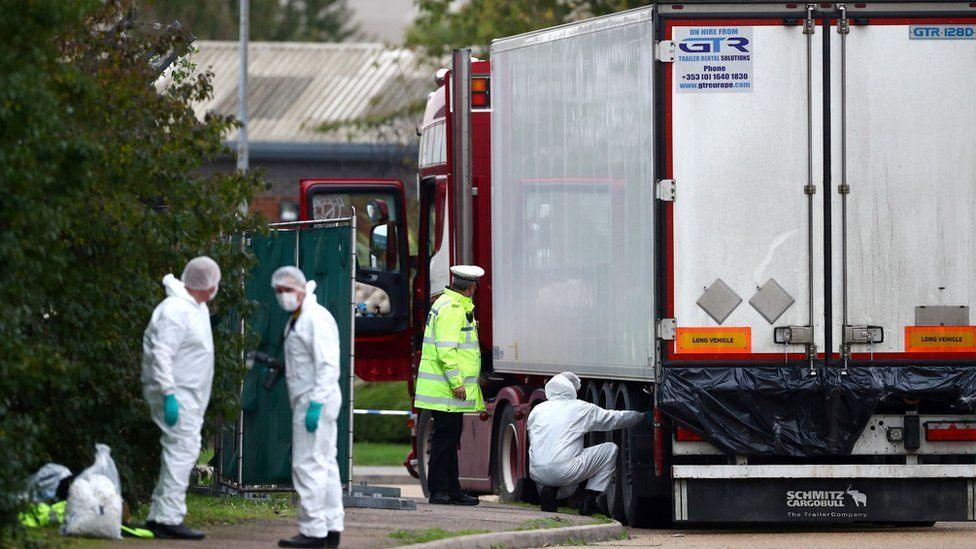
[144, 521, 205, 540]
[326, 531, 341, 548]
[578, 489, 601, 516]
[449, 492, 480, 506]
[428, 492, 452, 505]
[278, 533, 328, 548]
[540, 486, 558, 512]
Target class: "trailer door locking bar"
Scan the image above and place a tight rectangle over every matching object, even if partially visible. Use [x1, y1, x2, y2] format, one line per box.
[774, 325, 814, 345]
[843, 325, 883, 345]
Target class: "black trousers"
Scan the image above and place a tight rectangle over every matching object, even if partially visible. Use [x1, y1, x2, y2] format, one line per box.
[427, 410, 463, 495]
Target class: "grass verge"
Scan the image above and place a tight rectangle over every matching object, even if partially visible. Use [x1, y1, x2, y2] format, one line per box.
[354, 442, 410, 466]
[390, 527, 490, 544]
[199, 446, 215, 465]
[516, 516, 576, 530]
[130, 493, 296, 526]
[501, 499, 613, 522]
[26, 493, 295, 547]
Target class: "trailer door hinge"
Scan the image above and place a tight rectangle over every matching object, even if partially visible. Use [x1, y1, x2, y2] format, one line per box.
[657, 318, 677, 341]
[655, 40, 675, 63]
[656, 179, 676, 202]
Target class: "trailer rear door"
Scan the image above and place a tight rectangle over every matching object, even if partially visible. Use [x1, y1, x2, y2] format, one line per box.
[667, 19, 826, 362]
[833, 16, 976, 361]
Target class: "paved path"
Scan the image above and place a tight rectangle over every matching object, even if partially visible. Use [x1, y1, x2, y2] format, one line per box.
[594, 522, 976, 548]
[110, 496, 590, 548]
[352, 465, 414, 485]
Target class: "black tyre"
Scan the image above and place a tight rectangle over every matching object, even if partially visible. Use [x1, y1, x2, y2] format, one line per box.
[616, 383, 669, 527]
[416, 409, 434, 498]
[492, 405, 525, 502]
[584, 382, 603, 448]
[601, 382, 623, 520]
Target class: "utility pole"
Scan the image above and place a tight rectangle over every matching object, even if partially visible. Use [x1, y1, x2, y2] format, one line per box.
[236, 0, 249, 174]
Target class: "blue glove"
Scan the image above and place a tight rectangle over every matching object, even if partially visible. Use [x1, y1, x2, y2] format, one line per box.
[163, 394, 179, 427]
[305, 401, 322, 433]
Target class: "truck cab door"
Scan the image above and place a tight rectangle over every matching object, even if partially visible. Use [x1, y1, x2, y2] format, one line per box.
[300, 179, 413, 381]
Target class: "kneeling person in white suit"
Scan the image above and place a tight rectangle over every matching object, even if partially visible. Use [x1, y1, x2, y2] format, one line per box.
[527, 372, 644, 515]
[272, 266, 344, 549]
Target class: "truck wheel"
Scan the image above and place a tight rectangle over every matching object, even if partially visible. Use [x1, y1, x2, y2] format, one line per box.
[584, 382, 603, 448]
[601, 382, 623, 520]
[416, 409, 434, 499]
[615, 383, 664, 527]
[493, 405, 524, 502]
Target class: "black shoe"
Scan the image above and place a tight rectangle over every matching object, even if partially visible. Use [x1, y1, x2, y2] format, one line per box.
[145, 520, 205, 540]
[449, 492, 479, 506]
[278, 533, 329, 548]
[428, 492, 453, 505]
[578, 490, 601, 516]
[326, 531, 341, 548]
[540, 486, 558, 513]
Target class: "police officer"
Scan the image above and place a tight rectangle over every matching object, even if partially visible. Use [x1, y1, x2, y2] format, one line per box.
[415, 265, 485, 506]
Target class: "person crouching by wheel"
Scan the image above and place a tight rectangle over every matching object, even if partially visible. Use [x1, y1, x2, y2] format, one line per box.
[273, 267, 344, 549]
[415, 265, 486, 506]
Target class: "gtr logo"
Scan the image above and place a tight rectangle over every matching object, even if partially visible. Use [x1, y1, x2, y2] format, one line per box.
[912, 26, 975, 38]
[678, 36, 750, 53]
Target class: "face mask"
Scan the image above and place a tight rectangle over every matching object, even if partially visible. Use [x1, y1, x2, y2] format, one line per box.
[277, 291, 300, 312]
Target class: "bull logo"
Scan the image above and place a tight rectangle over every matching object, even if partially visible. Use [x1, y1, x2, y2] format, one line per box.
[845, 485, 867, 507]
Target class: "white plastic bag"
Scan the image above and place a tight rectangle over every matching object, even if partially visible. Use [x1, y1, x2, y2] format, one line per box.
[78, 443, 121, 495]
[62, 444, 122, 539]
[26, 463, 72, 503]
[62, 474, 122, 539]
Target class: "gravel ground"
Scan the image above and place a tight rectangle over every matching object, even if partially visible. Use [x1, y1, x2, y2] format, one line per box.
[594, 522, 976, 548]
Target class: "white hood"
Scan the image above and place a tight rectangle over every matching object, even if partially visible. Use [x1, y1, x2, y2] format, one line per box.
[544, 373, 580, 401]
[162, 274, 196, 305]
[302, 280, 318, 306]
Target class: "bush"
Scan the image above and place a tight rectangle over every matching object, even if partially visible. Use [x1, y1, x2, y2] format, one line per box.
[0, 0, 262, 538]
[353, 382, 412, 444]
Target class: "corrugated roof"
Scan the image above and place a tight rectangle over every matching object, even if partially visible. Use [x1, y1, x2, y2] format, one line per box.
[159, 41, 430, 145]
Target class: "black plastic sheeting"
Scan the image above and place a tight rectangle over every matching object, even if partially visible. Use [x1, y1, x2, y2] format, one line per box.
[658, 366, 976, 457]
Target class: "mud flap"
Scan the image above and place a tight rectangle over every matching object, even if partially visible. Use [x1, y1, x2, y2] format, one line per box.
[673, 477, 976, 523]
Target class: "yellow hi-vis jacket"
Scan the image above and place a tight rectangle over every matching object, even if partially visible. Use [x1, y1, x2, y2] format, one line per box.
[414, 289, 484, 412]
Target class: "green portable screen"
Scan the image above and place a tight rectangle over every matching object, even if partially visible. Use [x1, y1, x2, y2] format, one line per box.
[221, 222, 354, 487]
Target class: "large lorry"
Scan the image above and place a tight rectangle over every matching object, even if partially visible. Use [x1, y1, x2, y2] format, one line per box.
[302, 1, 976, 525]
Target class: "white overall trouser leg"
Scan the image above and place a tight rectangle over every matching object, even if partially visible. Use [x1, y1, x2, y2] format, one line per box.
[532, 442, 619, 500]
[146, 391, 203, 525]
[580, 442, 618, 493]
[292, 400, 345, 537]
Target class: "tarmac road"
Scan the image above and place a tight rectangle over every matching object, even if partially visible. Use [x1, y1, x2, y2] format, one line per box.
[594, 522, 976, 548]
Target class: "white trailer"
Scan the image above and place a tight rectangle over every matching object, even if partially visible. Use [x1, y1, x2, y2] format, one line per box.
[489, 1, 976, 524]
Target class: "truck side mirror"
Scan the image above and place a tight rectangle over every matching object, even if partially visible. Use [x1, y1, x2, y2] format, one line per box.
[366, 199, 390, 224]
[369, 224, 388, 269]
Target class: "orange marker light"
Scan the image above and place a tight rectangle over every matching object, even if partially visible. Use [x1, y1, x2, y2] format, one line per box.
[471, 78, 488, 92]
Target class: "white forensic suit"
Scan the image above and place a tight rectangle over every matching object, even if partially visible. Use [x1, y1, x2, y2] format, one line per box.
[527, 374, 643, 499]
[141, 274, 214, 525]
[283, 280, 345, 537]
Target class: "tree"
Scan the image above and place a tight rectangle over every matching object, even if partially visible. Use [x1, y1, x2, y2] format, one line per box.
[139, 0, 358, 42]
[0, 0, 262, 537]
[406, 0, 654, 58]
